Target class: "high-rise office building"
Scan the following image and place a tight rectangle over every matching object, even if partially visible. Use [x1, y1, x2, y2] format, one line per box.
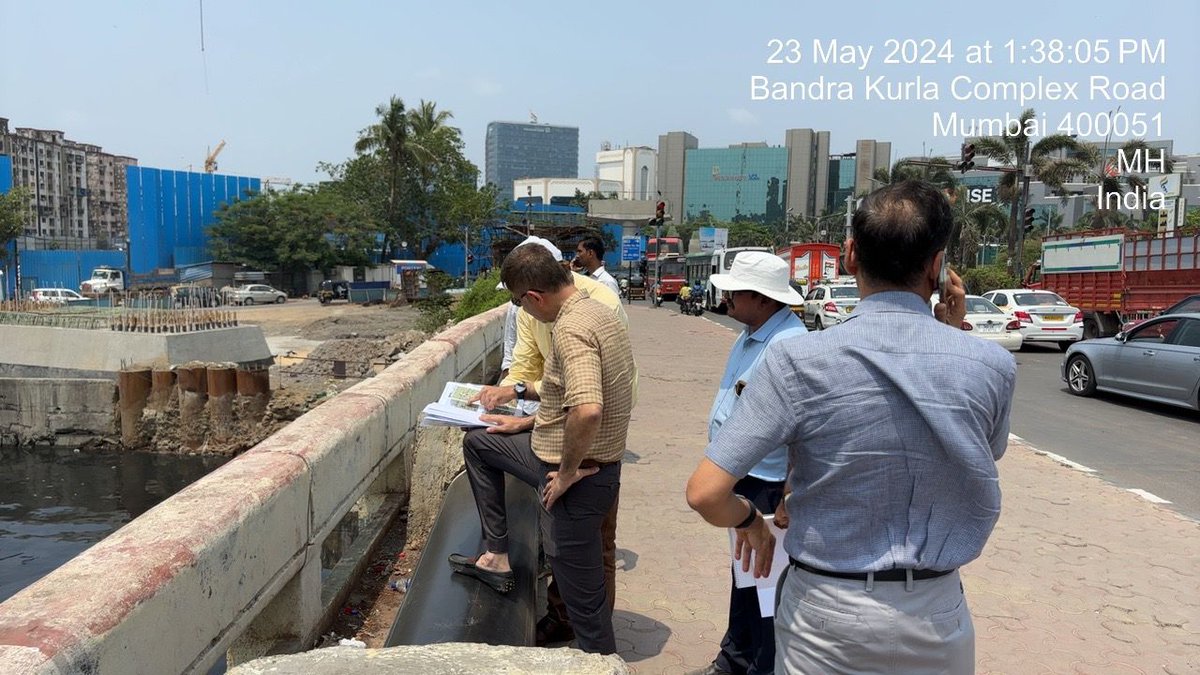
[659, 129, 894, 225]
[853, 139, 892, 196]
[485, 121, 579, 204]
[656, 131, 698, 223]
[683, 143, 789, 224]
[785, 129, 830, 219]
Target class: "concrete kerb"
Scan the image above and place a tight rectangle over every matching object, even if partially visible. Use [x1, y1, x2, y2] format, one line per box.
[247, 393, 389, 541]
[0, 451, 310, 675]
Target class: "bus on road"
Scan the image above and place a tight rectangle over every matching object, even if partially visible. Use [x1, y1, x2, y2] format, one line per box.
[646, 237, 682, 262]
[684, 246, 772, 312]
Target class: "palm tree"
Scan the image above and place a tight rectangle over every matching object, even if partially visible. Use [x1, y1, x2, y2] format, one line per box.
[970, 108, 1089, 267]
[947, 187, 1008, 269]
[406, 99, 461, 179]
[872, 158, 959, 192]
[355, 96, 411, 255]
[1074, 139, 1173, 226]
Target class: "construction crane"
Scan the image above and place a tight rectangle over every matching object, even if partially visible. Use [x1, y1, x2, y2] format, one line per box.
[204, 140, 226, 173]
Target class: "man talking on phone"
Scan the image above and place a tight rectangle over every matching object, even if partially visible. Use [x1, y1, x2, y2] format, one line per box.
[687, 180, 1016, 673]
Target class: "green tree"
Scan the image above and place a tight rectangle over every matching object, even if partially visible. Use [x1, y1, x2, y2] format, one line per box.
[1074, 139, 1173, 224]
[0, 187, 31, 260]
[209, 188, 377, 278]
[970, 108, 1088, 266]
[727, 221, 774, 248]
[355, 97, 412, 255]
[948, 187, 1008, 269]
[872, 158, 959, 193]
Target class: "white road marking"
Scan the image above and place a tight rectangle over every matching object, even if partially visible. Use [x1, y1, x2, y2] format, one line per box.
[699, 315, 736, 332]
[1011, 434, 1175, 507]
[1032, 450, 1097, 474]
[1010, 434, 1097, 472]
[1126, 488, 1172, 504]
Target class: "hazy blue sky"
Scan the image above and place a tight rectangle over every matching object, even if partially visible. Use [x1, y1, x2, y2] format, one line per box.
[3, 1, 1197, 185]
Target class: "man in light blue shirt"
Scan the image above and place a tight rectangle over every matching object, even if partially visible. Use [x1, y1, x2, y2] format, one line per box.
[691, 252, 806, 675]
[687, 181, 1014, 674]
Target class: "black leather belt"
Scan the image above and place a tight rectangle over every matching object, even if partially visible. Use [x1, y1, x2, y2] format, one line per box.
[790, 558, 954, 582]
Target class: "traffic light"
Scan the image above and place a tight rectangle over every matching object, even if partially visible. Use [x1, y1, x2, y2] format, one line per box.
[1023, 207, 1036, 233]
[959, 142, 976, 174]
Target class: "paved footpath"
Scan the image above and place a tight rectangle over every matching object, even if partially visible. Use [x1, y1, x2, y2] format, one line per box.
[612, 303, 1200, 674]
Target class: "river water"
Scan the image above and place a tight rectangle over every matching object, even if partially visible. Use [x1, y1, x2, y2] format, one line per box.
[0, 445, 228, 603]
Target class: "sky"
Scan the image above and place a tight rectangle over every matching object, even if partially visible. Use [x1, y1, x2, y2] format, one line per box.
[3, 1, 1198, 186]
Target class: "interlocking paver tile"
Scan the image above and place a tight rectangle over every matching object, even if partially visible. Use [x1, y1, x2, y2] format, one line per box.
[612, 305, 1200, 673]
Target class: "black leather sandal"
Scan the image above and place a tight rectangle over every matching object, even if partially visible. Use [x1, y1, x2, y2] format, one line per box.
[447, 553, 515, 593]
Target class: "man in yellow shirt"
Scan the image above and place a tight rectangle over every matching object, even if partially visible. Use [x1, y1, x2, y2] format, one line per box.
[471, 236, 635, 646]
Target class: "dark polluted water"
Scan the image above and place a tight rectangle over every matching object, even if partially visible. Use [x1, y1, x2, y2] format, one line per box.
[0, 445, 228, 603]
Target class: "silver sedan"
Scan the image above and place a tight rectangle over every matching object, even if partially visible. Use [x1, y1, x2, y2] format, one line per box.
[1062, 312, 1200, 411]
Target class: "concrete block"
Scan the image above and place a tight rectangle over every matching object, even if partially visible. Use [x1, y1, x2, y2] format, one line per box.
[0, 378, 115, 445]
[0, 325, 272, 378]
[0, 452, 310, 675]
[227, 643, 630, 674]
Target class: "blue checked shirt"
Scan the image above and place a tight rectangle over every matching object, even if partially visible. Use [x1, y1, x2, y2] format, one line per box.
[705, 291, 1017, 572]
[708, 306, 807, 482]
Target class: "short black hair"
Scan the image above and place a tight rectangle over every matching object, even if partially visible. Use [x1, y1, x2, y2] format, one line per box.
[501, 244, 571, 294]
[851, 180, 952, 287]
[578, 236, 605, 260]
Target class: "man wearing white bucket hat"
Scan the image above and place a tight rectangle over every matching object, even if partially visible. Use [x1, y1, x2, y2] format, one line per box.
[691, 251, 806, 675]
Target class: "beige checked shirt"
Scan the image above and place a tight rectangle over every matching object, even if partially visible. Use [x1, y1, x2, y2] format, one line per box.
[531, 290, 635, 465]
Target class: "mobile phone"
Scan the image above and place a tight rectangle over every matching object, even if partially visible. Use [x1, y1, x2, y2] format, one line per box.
[938, 251, 950, 299]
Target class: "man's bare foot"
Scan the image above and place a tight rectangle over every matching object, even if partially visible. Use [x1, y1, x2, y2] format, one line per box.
[475, 551, 511, 573]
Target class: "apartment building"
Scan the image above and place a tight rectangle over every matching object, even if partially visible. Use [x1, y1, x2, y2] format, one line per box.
[0, 117, 137, 246]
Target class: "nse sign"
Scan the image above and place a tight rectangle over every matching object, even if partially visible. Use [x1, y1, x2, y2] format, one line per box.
[966, 187, 995, 203]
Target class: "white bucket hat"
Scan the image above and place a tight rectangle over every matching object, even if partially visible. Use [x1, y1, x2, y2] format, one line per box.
[496, 236, 564, 289]
[709, 251, 804, 305]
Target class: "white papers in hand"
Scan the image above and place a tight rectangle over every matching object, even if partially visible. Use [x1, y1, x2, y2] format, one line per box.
[727, 515, 788, 618]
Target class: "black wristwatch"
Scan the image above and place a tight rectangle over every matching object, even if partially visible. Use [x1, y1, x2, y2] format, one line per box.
[734, 498, 758, 529]
[514, 381, 527, 401]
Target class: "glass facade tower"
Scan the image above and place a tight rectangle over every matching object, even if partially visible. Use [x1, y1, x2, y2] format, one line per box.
[485, 122, 579, 204]
[682, 146, 789, 224]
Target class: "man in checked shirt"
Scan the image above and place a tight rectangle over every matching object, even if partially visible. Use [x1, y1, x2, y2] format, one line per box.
[449, 243, 635, 655]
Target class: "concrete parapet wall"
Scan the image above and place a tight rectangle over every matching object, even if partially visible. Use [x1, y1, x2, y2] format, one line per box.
[0, 378, 115, 445]
[0, 306, 508, 675]
[0, 324, 272, 379]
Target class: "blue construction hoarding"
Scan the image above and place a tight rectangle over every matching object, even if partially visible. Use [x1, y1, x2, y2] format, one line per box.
[126, 166, 260, 274]
[15, 250, 127, 293]
[1, 154, 12, 299]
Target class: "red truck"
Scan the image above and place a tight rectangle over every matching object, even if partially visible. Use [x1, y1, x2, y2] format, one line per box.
[776, 243, 843, 293]
[1025, 228, 1200, 339]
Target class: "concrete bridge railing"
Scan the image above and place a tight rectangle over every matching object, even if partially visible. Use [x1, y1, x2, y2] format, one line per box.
[0, 305, 508, 675]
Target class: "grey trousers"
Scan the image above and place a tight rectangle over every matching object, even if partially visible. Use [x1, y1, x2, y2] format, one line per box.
[461, 428, 620, 654]
[774, 566, 974, 674]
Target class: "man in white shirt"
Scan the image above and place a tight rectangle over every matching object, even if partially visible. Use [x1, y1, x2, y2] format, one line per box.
[575, 236, 621, 297]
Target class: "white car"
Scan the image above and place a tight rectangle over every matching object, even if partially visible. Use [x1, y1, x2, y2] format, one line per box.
[226, 284, 287, 305]
[30, 288, 89, 305]
[981, 288, 1083, 351]
[933, 294, 1023, 351]
[802, 283, 859, 330]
